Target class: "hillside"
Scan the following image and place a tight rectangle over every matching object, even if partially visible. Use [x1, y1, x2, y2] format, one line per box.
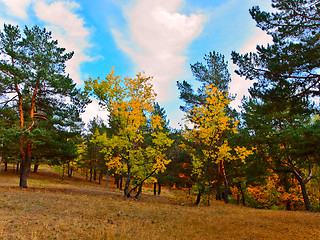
[0, 166, 319, 240]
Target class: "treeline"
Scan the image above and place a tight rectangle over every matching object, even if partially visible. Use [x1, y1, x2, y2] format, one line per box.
[0, 0, 319, 211]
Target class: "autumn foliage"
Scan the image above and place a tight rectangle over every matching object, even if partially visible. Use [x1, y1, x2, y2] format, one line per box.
[85, 69, 172, 198]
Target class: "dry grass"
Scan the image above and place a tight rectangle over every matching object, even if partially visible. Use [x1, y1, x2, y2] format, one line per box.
[0, 166, 320, 240]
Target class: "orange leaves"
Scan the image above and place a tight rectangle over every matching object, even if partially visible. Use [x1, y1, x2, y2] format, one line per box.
[244, 173, 306, 209]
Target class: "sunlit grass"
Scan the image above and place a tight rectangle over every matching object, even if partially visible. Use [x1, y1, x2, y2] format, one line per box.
[0, 166, 320, 239]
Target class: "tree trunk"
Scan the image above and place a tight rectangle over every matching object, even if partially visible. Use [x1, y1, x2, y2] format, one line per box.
[93, 169, 97, 181]
[289, 161, 313, 212]
[120, 176, 123, 190]
[99, 171, 103, 184]
[115, 174, 120, 188]
[33, 164, 39, 173]
[300, 181, 312, 212]
[67, 162, 70, 177]
[20, 142, 32, 188]
[67, 167, 73, 178]
[216, 174, 222, 200]
[124, 176, 131, 197]
[154, 182, 157, 195]
[105, 167, 109, 188]
[238, 182, 245, 206]
[4, 161, 7, 171]
[220, 160, 229, 203]
[16, 162, 20, 174]
[62, 165, 65, 181]
[195, 190, 202, 205]
[20, 159, 27, 188]
[158, 182, 161, 195]
[90, 145, 93, 182]
[89, 167, 92, 182]
[20, 84, 38, 187]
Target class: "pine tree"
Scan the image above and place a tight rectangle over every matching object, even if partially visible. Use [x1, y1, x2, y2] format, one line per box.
[0, 24, 86, 187]
[232, 1, 320, 211]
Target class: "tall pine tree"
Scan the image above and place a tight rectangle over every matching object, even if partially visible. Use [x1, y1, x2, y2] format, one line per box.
[232, 0, 320, 211]
[0, 24, 86, 187]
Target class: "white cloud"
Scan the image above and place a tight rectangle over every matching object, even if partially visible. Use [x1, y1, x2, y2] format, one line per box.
[34, 1, 92, 84]
[81, 98, 109, 127]
[239, 29, 272, 54]
[0, 0, 31, 19]
[112, 0, 205, 102]
[229, 30, 273, 110]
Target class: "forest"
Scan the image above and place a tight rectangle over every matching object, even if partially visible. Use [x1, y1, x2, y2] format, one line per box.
[0, 0, 320, 216]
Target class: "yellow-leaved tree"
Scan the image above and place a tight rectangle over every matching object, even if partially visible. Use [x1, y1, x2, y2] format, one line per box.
[182, 83, 254, 205]
[85, 69, 173, 198]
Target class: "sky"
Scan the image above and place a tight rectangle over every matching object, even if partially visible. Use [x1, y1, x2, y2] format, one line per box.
[0, 0, 273, 129]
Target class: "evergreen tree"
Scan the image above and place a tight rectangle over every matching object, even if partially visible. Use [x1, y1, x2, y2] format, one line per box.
[232, 0, 320, 104]
[177, 51, 233, 112]
[232, 1, 320, 211]
[0, 24, 86, 187]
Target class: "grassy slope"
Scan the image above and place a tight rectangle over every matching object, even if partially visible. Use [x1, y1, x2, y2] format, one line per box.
[0, 166, 320, 240]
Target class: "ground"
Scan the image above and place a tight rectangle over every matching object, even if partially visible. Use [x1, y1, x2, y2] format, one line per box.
[0, 166, 319, 240]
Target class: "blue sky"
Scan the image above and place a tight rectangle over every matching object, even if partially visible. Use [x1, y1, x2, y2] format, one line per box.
[0, 0, 273, 128]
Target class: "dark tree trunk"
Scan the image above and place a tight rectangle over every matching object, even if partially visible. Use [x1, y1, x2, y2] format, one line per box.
[124, 176, 131, 197]
[119, 176, 123, 190]
[300, 181, 312, 212]
[99, 171, 103, 184]
[19, 142, 32, 188]
[195, 190, 202, 205]
[93, 169, 97, 181]
[67, 167, 73, 178]
[17, 162, 20, 174]
[67, 163, 70, 177]
[289, 162, 313, 212]
[61, 165, 65, 181]
[216, 178, 222, 200]
[115, 174, 120, 188]
[105, 167, 109, 188]
[158, 182, 161, 195]
[89, 167, 93, 182]
[4, 161, 7, 171]
[33, 164, 39, 173]
[20, 159, 28, 188]
[238, 182, 245, 206]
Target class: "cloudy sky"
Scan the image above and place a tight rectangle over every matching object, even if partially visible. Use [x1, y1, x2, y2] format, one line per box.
[0, 0, 273, 128]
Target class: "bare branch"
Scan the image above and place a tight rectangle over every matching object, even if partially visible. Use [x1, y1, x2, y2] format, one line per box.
[0, 95, 18, 105]
[0, 69, 14, 78]
[33, 113, 49, 120]
[26, 120, 35, 132]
